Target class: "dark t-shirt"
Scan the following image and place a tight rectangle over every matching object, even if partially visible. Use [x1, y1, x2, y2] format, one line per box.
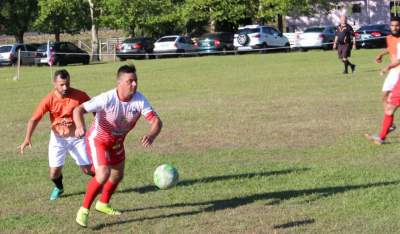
[335, 24, 354, 44]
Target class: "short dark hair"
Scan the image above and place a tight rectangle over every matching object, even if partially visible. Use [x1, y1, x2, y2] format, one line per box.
[117, 64, 136, 79]
[391, 16, 400, 23]
[53, 69, 70, 81]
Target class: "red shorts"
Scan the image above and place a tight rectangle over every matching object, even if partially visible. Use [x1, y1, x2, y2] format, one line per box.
[388, 75, 400, 106]
[86, 137, 125, 168]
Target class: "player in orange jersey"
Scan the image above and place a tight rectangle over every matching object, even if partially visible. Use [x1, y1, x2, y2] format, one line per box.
[20, 69, 93, 200]
[366, 17, 400, 144]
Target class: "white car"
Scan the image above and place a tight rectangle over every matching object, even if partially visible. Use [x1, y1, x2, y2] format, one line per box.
[0, 44, 37, 65]
[298, 26, 336, 51]
[234, 25, 290, 51]
[153, 35, 197, 55]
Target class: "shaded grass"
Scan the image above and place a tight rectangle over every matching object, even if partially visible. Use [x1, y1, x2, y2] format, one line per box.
[1, 50, 400, 233]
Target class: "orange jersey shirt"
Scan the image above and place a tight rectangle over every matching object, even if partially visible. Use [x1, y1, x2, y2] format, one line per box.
[31, 87, 90, 136]
[386, 35, 400, 64]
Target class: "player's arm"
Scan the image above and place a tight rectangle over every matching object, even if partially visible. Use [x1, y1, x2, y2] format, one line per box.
[333, 36, 338, 49]
[20, 119, 40, 154]
[73, 104, 88, 138]
[376, 49, 389, 64]
[20, 97, 49, 154]
[141, 116, 163, 147]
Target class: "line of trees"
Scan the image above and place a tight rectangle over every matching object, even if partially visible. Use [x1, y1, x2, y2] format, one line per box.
[0, 0, 334, 60]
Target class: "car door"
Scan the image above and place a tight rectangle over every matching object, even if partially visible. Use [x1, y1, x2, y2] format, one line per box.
[262, 27, 276, 46]
[14, 45, 28, 64]
[67, 42, 83, 63]
[25, 45, 37, 65]
[270, 27, 285, 46]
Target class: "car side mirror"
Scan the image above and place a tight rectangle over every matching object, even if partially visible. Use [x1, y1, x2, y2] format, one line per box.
[278, 32, 283, 37]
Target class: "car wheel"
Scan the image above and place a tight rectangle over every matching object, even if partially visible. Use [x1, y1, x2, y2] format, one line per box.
[177, 49, 185, 57]
[83, 58, 90, 65]
[119, 57, 127, 61]
[284, 43, 291, 52]
[237, 33, 249, 46]
[300, 47, 308, 52]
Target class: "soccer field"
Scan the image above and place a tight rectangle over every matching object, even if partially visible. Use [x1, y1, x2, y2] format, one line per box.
[2, 50, 400, 233]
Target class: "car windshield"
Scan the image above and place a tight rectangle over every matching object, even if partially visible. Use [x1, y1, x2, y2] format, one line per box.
[358, 25, 386, 31]
[123, 38, 141, 43]
[37, 44, 50, 51]
[304, 27, 325, 33]
[199, 33, 219, 40]
[0, 46, 12, 53]
[238, 28, 260, 34]
[157, 37, 177, 42]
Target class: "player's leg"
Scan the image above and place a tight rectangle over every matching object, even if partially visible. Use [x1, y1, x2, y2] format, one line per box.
[68, 137, 95, 176]
[95, 160, 124, 215]
[48, 131, 68, 200]
[76, 138, 110, 228]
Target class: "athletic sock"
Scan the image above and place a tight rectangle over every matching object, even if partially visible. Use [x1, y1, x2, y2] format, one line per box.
[343, 60, 349, 73]
[100, 180, 119, 204]
[52, 174, 63, 190]
[82, 177, 103, 209]
[379, 114, 394, 140]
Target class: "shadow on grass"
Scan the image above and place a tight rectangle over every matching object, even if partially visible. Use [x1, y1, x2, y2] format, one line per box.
[119, 168, 310, 194]
[92, 180, 400, 230]
[63, 168, 308, 198]
[273, 219, 315, 229]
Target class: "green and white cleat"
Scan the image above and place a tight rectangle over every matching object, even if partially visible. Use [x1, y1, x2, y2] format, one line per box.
[49, 187, 63, 200]
[76, 207, 89, 228]
[95, 201, 121, 215]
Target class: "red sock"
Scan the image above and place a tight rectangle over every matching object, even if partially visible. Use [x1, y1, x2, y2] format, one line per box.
[379, 114, 394, 140]
[82, 177, 103, 209]
[100, 180, 119, 204]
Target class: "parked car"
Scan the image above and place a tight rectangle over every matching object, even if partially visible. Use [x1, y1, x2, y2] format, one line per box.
[283, 32, 302, 49]
[298, 26, 336, 51]
[153, 35, 197, 55]
[196, 32, 234, 54]
[233, 25, 290, 52]
[116, 37, 154, 60]
[0, 44, 37, 65]
[35, 41, 90, 66]
[355, 24, 389, 48]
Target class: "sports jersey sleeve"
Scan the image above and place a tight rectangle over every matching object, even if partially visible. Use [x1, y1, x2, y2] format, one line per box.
[397, 42, 400, 60]
[79, 92, 91, 104]
[140, 95, 157, 122]
[31, 95, 51, 121]
[83, 92, 108, 113]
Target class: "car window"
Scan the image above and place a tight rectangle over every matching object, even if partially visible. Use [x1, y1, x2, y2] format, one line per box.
[269, 27, 281, 35]
[26, 45, 37, 51]
[15, 45, 26, 51]
[36, 44, 48, 51]
[238, 28, 260, 34]
[304, 27, 325, 33]
[59, 43, 69, 51]
[0, 46, 12, 53]
[123, 38, 141, 43]
[358, 25, 386, 31]
[67, 43, 79, 52]
[158, 37, 177, 42]
[200, 33, 217, 40]
[178, 37, 186, 43]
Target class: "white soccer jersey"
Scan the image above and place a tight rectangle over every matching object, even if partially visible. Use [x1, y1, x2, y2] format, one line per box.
[83, 89, 157, 143]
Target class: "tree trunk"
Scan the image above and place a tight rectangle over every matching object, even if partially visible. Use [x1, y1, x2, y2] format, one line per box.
[14, 31, 24, 43]
[88, 0, 99, 61]
[55, 32, 60, 42]
[209, 20, 216, 33]
[277, 14, 283, 32]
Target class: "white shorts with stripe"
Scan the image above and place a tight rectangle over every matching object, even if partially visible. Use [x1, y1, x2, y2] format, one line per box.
[48, 131, 91, 168]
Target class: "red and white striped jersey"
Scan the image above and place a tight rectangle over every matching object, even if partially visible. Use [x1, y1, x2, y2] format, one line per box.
[83, 89, 157, 143]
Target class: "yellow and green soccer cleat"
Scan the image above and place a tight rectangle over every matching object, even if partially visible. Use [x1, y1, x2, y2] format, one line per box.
[95, 201, 121, 215]
[76, 207, 89, 228]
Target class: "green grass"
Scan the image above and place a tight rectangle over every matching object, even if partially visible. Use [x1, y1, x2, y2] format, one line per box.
[1, 50, 400, 233]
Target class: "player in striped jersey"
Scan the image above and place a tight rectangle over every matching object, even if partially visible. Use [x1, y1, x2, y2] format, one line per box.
[73, 64, 162, 227]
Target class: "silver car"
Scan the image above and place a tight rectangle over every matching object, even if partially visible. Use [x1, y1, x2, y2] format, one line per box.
[153, 35, 197, 54]
[0, 44, 37, 65]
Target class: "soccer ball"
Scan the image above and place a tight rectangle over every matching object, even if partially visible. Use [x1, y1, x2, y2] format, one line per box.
[153, 164, 179, 189]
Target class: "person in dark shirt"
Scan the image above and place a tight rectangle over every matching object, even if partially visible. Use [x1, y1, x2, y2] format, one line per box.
[333, 15, 357, 74]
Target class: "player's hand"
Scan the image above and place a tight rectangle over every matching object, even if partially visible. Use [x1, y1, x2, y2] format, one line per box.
[19, 139, 32, 155]
[141, 135, 154, 148]
[352, 44, 356, 50]
[380, 67, 389, 76]
[75, 127, 85, 138]
[332, 43, 337, 50]
[376, 56, 383, 64]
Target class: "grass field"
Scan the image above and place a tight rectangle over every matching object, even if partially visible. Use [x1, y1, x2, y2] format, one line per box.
[1, 49, 400, 233]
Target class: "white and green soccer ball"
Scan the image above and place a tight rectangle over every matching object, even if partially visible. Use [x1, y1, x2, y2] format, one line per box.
[153, 164, 179, 189]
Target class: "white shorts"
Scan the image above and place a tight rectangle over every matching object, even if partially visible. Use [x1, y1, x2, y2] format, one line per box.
[382, 69, 400, 92]
[48, 131, 91, 168]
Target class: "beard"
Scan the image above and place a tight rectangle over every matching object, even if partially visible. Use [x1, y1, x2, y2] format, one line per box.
[391, 31, 400, 37]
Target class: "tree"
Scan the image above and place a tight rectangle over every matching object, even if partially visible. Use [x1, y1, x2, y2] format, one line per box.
[181, 0, 250, 33]
[35, 0, 91, 42]
[101, 0, 181, 37]
[0, 0, 38, 43]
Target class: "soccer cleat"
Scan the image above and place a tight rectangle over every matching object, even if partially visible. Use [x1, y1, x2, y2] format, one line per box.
[389, 123, 397, 133]
[350, 64, 356, 73]
[49, 187, 64, 200]
[364, 133, 385, 145]
[76, 207, 89, 228]
[95, 201, 122, 215]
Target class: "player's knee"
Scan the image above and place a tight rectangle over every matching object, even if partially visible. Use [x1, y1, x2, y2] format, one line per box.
[95, 167, 111, 184]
